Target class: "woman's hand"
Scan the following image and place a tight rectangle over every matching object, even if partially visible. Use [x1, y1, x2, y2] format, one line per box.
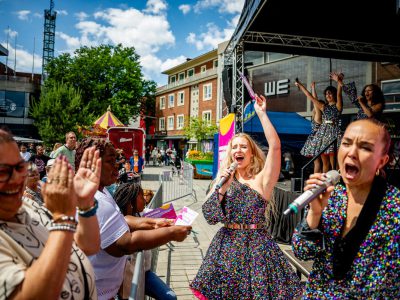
[74, 146, 102, 209]
[357, 95, 367, 105]
[304, 173, 334, 215]
[154, 218, 174, 228]
[170, 225, 192, 242]
[330, 72, 344, 85]
[217, 166, 235, 195]
[254, 94, 267, 114]
[42, 156, 76, 218]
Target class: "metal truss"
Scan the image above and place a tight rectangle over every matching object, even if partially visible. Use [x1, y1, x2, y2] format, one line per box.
[243, 31, 400, 61]
[42, 0, 57, 80]
[233, 43, 244, 133]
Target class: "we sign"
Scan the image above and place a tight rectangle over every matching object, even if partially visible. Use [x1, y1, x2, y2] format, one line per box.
[264, 79, 289, 96]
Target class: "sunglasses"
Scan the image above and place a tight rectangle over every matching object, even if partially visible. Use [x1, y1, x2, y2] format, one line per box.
[0, 161, 29, 182]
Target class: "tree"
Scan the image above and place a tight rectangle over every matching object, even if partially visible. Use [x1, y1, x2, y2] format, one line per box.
[30, 82, 92, 145]
[184, 117, 218, 151]
[44, 44, 156, 124]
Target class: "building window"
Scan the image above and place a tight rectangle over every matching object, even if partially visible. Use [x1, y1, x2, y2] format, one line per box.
[178, 72, 185, 81]
[187, 68, 194, 77]
[168, 94, 175, 108]
[177, 114, 184, 129]
[201, 65, 206, 73]
[203, 83, 212, 101]
[159, 117, 165, 131]
[213, 59, 218, 69]
[382, 79, 400, 103]
[169, 75, 176, 84]
[202, 110, 212, 124]
[167, 116, 174, 130]
[160, 96, 166, 109]
[177, 91, 184, 106]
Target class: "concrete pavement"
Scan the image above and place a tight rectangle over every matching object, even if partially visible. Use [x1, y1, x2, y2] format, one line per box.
[141, 164, 218, 299]
[140, 164, 295, 299]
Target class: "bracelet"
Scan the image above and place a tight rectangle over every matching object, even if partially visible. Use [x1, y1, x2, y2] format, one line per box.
[53, 215, 78, 225]
[49, 222, 77, 233]
[77, 199, 98, 218]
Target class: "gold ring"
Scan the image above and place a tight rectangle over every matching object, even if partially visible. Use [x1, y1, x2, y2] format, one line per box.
[47, 179, 53, 184]
[91, 167, 96, 172]
[53, 178, 59, 184]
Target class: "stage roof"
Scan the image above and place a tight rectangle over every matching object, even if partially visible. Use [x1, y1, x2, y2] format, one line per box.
[228, 0, 400, 62]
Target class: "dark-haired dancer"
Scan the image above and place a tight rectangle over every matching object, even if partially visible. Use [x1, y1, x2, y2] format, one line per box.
[331, 72, 385, 121]
[114, 182, 177, 300]
[295, 77, 343, 173]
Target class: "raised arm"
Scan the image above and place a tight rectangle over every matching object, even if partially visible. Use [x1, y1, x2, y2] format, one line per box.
[9, 158, 76, 299]
[330, 72, 343, 112]
[254, 94, 281, 200]
[73, 146, 101, 255]
[295, 79, 325, 111]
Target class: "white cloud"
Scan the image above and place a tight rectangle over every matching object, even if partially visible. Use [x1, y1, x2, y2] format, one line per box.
[4, 28, 18, 38]
[56, 7, 176, 84]
[144, 0, 167, 14]
[186, 20, 235, 50]
[1, 43, 42, 74]
[33, 12, 42, 18]
[16, 10, 31, 21]
[194, 0, 244, 14]
[75, 12, 89, 21]
[56, 10, 68, 16]
[179, 4, 191, 14]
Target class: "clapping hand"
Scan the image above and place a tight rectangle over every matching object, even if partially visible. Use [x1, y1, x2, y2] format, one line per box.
[74, 146, 102, 209]
[42, 156, 76, 219]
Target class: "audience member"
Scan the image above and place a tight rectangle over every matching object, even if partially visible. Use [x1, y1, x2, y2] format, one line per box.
[51, 131, 77, 170]
[292, 118, 400, 298]
[49, 142, 62, 157]
[23, 161, 43, 205]
[129, 149, 144, 174]
[75, 137, 191, 300]
[29, 145, 50, 179]
[114, 182, 178, 300]
[0, 129, 101, 299]
[19, 144, 31, 161]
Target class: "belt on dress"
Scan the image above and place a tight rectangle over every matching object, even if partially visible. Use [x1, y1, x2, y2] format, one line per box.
[224, 223, 266, 230]
[324, 120, 334, 124]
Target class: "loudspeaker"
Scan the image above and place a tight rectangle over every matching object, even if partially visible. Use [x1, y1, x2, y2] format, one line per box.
[291, 178, 302, 193]
[222, 66, 233, 110]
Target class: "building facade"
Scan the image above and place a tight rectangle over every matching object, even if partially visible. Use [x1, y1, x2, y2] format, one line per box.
[0, 60, 41, 138]
[154, 48, 221, 156]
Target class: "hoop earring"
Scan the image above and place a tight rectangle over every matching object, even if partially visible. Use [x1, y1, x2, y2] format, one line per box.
[376, 169, 380, 176]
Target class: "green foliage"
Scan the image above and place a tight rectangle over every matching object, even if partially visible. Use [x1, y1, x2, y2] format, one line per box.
[184, 117, 218, 151]
[187, 150, 213, 161]
[44, 44, 156, 124]
[30, 82, 92, 145]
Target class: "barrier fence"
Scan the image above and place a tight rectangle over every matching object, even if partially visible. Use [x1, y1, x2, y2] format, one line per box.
[129, 162, 195, 299]
[160, 161, 196, 203]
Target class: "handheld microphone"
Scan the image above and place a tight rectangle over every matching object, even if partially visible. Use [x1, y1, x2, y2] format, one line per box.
[295, 77, 300, 90]
[215, 162, 238, 190]
[283, 170, 341, 216]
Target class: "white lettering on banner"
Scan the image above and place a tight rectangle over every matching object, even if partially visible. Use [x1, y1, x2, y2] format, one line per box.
[264, 79, 290, 96]
[120, 138, 133, 143]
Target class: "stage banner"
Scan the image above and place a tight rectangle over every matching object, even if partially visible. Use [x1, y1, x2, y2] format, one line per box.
[218, 113, 235, 169]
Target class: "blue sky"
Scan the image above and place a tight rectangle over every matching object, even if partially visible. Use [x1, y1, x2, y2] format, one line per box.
[0, 0, 244, 85]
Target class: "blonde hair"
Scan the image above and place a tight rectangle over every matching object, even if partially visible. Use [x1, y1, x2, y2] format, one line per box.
[219, 133, 265, 178]
[215, 133, 277, 224]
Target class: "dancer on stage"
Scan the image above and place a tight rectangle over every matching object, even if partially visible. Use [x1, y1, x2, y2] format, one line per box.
[190, 94, 302, 299]
[292, 118, 400, 298]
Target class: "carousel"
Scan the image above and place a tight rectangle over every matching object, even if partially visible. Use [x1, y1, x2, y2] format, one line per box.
[79, 106, 125, 137]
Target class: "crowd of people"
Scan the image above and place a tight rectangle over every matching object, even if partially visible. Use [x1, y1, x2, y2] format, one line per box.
[1, 73, 399, 299]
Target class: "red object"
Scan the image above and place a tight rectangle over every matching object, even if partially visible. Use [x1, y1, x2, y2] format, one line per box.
[107, 127, 146, 158]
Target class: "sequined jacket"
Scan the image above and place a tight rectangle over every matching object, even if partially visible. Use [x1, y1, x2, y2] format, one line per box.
[292, 180, 400, 299]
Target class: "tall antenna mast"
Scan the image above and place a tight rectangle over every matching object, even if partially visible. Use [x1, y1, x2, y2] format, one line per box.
[42, 0, 56, 82]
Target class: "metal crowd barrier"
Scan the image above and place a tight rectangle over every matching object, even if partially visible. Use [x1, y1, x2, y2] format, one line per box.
[129, 162, 196, 299]
[160, 161, 195, 203]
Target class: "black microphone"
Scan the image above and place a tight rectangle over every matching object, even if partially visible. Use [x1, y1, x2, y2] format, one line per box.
[215, 162, 238, 190]
[283, 170, 341, 216]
